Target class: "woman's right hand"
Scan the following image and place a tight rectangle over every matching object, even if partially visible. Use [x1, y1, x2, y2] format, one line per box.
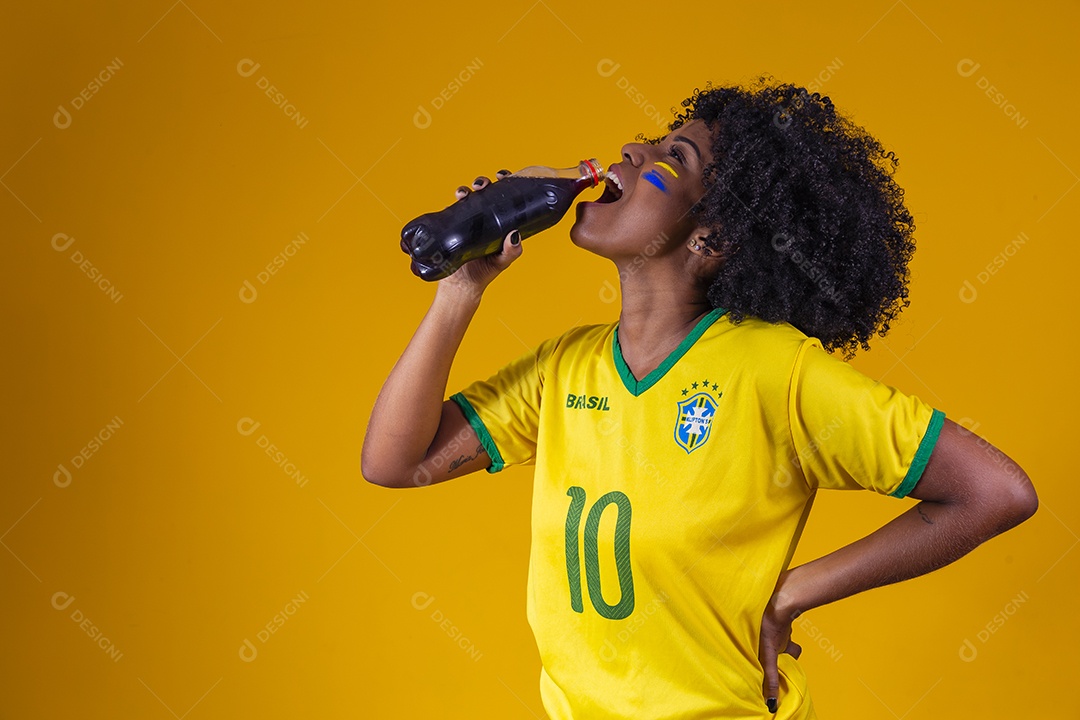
[436, 170, 523, 298]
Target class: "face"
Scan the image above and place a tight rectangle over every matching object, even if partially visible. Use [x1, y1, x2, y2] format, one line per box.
[570, 118, 716, 262]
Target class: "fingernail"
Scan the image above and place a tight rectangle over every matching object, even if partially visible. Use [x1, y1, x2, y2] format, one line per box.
[473, 177, 483, 186]
[457, 186, 469, 195]
[767, 697, 777, 713]
[510, 230, 520, 245]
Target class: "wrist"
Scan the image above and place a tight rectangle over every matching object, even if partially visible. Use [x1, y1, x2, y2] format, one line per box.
[434, 280, 484, 310]
[771, 566, 812, 621]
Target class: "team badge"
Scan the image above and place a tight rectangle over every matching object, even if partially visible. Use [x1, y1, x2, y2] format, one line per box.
[674, 392, 717, 454]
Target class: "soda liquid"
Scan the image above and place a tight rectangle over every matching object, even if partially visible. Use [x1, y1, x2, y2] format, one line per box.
[400, 173, 597, 282]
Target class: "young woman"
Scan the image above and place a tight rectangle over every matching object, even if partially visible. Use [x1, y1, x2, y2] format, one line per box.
[362, 75, 1038, 719]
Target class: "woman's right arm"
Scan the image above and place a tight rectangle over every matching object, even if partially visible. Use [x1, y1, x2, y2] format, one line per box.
[361, 172, 521, 488]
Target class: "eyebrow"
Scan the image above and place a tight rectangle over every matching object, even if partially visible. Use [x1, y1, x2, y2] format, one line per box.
[673, 136, 701, 163]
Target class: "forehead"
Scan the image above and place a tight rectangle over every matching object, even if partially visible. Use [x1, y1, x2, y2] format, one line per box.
[671, 119, 711, 139]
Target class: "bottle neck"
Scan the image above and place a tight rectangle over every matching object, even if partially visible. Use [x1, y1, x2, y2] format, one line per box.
[573, 159, 603, 192]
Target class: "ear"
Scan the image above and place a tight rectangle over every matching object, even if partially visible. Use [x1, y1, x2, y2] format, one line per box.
[686, 227, 722, 260]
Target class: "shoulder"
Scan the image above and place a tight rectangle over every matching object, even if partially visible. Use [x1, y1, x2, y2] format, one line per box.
[711, 312, 820, 369]
[543, 321, 616, 354]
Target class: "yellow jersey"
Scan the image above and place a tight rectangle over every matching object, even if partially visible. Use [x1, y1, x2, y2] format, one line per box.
[450, 306, 946, 719]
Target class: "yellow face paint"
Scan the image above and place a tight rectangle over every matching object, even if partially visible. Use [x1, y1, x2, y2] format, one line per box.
[654, 161, 679, 178]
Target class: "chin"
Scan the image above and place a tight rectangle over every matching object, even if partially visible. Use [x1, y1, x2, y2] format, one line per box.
[565, 227, 600, 259]
[568, 217, 604, 256]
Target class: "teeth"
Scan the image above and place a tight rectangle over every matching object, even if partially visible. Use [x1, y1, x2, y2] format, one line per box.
[607, 172, 623, 191]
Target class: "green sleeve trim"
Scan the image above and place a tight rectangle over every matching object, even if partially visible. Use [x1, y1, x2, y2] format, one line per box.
[890, 408, 946, 498]
[450, 392, 505, 474]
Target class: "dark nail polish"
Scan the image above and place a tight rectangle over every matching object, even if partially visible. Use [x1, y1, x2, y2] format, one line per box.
[767, 697, 777, 713]
[473, 177, 484, 186]
[510, 230, 520, 245]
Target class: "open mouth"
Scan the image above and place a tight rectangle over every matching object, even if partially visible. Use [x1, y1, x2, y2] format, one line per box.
[592, 172, 624, 204]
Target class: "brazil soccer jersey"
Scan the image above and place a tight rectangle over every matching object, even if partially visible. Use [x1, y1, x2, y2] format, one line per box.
[450, 306, 946, 719]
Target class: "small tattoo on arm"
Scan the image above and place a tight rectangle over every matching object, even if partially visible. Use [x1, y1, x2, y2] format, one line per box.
[448, 444, 486, 472]
[916, 504, 934, 525]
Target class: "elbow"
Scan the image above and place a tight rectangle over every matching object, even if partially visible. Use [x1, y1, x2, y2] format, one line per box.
[992, 472, 1039, 530]
[1008, 474, 1039, 524]
[362, 472, 398, 488]
[363, 472, 404, 489]
[360, 454, 402, 489]
[361, 467, 389, 487]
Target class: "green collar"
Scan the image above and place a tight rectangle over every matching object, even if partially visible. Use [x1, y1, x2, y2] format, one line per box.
[612, 306, 728, 397]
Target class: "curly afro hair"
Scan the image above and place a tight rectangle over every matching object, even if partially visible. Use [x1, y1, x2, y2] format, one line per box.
[638, 74, 917, 360]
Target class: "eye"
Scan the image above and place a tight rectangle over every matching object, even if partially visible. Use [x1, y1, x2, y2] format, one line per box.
[668, 144, 685, 164]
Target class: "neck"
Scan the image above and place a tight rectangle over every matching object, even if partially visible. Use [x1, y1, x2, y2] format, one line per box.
[616, 273, 714, 379]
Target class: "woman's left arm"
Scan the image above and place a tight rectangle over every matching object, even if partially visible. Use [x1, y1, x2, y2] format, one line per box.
[758, 417, 1039, 712]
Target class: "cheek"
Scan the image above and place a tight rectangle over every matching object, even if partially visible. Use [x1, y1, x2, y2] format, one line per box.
[641, 169, 670, 194]
[626, 182, 692, 225]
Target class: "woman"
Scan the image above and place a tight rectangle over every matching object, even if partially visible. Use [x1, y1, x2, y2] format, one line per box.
[362, 75, 1038, 719]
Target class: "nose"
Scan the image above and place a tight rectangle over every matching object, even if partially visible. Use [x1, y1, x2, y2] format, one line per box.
[622, 140, 652, 175]
[620, 141, 648, 169]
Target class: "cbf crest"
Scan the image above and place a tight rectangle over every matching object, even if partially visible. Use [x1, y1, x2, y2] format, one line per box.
[674, 392, 718, 454]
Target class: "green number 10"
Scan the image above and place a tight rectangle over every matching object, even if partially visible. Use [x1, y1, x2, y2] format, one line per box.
[564, 486, 635, 619]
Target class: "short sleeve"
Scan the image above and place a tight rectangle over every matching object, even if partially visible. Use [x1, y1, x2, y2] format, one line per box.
[787, 337, 946, 498]
[449, 334, 560, 474]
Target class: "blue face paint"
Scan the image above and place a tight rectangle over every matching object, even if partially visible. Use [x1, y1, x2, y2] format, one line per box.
[642, 169, 668, 193]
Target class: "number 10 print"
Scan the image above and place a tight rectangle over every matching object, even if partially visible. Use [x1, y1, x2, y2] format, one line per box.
[564, 486, 635, 619]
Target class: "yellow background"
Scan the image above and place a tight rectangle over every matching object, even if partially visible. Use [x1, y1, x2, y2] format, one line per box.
[2, 1, 1075, 717]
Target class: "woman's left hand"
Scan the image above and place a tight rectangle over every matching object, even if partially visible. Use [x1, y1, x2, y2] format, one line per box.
[758, 580, 804, 714]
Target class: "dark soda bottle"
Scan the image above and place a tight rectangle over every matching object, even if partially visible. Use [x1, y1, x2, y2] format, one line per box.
[400, 159, 605, 281]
